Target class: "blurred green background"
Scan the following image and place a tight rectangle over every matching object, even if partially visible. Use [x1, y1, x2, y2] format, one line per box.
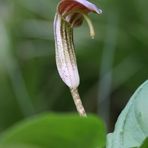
[0, 0, 147, 133]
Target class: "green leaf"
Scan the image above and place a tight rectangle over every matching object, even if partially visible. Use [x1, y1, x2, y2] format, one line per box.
[140, 138, 148, 148]
[0, 144, 40, 148]
[0, 114, 106, 148]
[107, 80, 148, 148]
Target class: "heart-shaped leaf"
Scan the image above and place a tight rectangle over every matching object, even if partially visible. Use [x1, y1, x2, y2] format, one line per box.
[107, 80, 148, 148]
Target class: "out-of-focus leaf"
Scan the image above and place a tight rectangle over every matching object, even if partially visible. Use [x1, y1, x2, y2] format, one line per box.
[140, 138, 148, 148]
[0, 19, 11, 71]
[107, 80, 148, 148]
[0, 113, 106, 148]
[0, 144, 40, 148]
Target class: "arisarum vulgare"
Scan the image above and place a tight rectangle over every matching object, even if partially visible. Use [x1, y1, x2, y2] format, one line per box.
[53, 0, 102, 117]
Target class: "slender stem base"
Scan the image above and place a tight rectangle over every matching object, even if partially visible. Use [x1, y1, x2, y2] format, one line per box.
[70, 88, 87, 117]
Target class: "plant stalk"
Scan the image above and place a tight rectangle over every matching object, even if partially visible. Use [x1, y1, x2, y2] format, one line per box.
[70, 88, 87, 117]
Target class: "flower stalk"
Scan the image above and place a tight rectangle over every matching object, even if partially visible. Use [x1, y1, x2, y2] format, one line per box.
[54, 13, 86, 116]
[53, 0, 102, 117]
[70, 88, 87, 117]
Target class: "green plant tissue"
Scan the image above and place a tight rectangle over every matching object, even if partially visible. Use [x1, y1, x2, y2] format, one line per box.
[107, 80, 148, 148]
[0, 114, 106, 148]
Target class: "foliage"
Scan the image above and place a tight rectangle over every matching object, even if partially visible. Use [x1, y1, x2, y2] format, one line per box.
[0, 0, 148, 148]
[140, 138, 148, 148]
[0, 81, 147, 147]
[0, 0, 148, 130]
[107, 81, 148, 148]
[0, 114, 106, 148]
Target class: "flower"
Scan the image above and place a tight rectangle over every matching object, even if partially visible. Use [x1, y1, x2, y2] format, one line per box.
[58, 0, 102, 27]
[53, 0, 102, 116]
[54, 0, 102, 89]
